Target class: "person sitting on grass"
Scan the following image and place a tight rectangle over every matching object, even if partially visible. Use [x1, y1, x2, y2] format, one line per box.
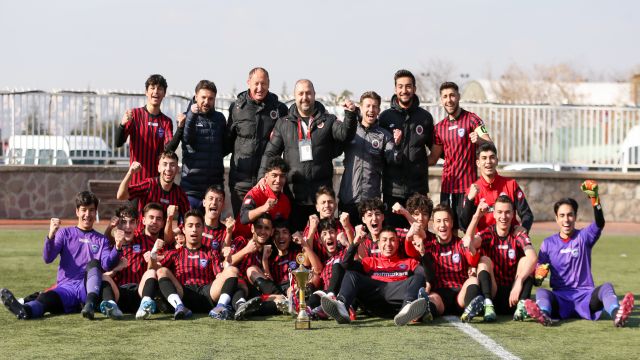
[525, 180, 634, 327]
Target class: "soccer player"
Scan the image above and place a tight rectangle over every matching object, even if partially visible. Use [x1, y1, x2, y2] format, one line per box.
[155, 210, 245, 320]
[428, 82, 493, 231]
[393, 193, 436, 260]
[235, 157, 292, 239]
[200, 185, 234, 249]
[1, 191, 119, 320]
[525, 181, 635, 327]
[460, 142, 534, 233]
[338, 91, 399, 225]
[357, 198, 394, 258]
[379, 70, 434, 228]
[98, 203, 165, 320]
[419, 204, 482, 319]
[227, 67, 289, 216]
[304, 186, 352, 261]
[464, 196, 538, 322]
[116, 150, 190, 238]
[115, 74, 174, 186]
[321, 225, 428, 326]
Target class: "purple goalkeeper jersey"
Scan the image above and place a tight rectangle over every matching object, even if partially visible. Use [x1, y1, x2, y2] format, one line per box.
[538, 222, 602, 291]
[43, 226, 119, 286]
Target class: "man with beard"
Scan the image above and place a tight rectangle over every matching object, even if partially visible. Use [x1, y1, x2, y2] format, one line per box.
[227, 67, 289, 216]
[379, 70, 434, 228]
[339, 91, 399, 225]
[98, 203, 165, 320]
[117, 150, 190, 239]
[259, 79, 357, 231]
[180, 80, 228, 210]
[429, 82, 493, 232]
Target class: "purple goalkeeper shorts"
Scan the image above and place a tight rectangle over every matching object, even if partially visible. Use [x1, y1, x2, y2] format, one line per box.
[539, 288, 602, 320]
[52, 280, 87, 314]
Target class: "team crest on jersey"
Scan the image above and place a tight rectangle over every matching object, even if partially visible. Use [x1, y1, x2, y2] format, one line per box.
[371, 139, 381, 149]
[398, 263, 408, 270]
[517, 191, 523, 199]
[90, 244, 99, 254]
[289, 261, 298, 270]
[157, 128, 164, 138]
[211, 241, 219, 250]
[508, 249, 516, 259]
[571, 248, 579, 258]
[416, 125, 424, 135]
[317, 122, 325, 129]
[457, 128, 466, 137]
[452, 253, 461, 264]
[133, 244, 141, 253]
[270, 110, 279, 119]
[200, 259, 209, 268]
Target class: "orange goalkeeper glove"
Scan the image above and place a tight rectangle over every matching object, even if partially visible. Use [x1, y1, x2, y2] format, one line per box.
[581, 180, 600, 206]
[534, 263, 550, 286]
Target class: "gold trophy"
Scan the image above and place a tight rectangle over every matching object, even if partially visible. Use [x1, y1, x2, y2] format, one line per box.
[292, 252, 311, 330]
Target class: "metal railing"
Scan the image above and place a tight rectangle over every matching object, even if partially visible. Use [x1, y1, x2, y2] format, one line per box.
[1, 90, 639, 171]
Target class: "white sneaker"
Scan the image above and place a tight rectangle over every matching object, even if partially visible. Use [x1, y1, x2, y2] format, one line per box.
[394, 298, 427, 326]
[321, 296, 351, 324]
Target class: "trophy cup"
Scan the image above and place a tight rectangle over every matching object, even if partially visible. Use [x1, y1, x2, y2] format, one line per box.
[292, 253, 311, 330]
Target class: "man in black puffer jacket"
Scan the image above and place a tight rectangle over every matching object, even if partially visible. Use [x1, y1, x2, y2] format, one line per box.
[379, 70, 434, 228]
[181, 80, 228, 210]
[226, 67, 288, 216]
[259, 79, 357, 231]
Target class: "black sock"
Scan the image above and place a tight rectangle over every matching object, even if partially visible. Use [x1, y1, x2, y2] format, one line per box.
[231, 289, 245, 311]
[142, 278, 158, 298]
[519, 277, 534, 301]
[158, 278, 177, 298]
[221, 277, 238, 297]
[428, 301, 438, 316]
[327, 264, 345, 294]
[464, 284, 481, 307]
[257, 300, 279, 315]
[308, 293, 321, 308]
[101, 282, 115, 302]
[86, 292, 98, 306]
[478, 271, 492, 300]
[255, 277, 282, 295]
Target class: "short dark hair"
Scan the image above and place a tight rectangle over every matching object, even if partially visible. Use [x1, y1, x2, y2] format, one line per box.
[76, 191, 99, 209]
[255, 212, 273, 225]
[184, 209, 204, 224]
[432, 203, 454, 219]
[204, 185, 225, 200]
[476, 142, 498, 158]
[439, 81, 459, 94]
[248, 67, 270, 80]
[116, 204, 137, 219]
[143, 202, 164, 217]
[318, 218, 337, 233]
[159, 150, 179, 162]
[494, 195, 514, 210]
[195, 80, 217, 94]
[315, 185, 336, 201]
[360, 91, 381, 106]
[273, 217, 290, 230]
[358, 197, 384, 217]
[145, 74, 167, 91]
[554, 198, 578, 216]
[406, 193, 434, 218]
[394, 70, 416, 87]
[380, 225, 397, 238]
[264, 157, 290, 174]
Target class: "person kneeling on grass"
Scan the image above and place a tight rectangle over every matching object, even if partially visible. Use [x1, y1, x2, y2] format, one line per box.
[321, 225, 428, 326]
[525, 180, 634, 327]
[1, 191, 119, 320]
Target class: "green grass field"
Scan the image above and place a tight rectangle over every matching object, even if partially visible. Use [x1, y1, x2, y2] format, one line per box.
[0, 229, 638, 360]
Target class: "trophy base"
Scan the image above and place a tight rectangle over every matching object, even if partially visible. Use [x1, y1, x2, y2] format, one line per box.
[295, 319, 311, 330]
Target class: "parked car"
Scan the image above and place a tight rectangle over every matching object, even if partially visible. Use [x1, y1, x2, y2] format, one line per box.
[5, 135, 113, 165]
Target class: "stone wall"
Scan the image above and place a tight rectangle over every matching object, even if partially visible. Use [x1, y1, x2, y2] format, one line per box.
[1, 166, 639, 223]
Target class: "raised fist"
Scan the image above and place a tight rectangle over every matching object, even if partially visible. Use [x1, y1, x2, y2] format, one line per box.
[177, 113, 186, 128]
[264, 198, 278, 211]
[121, 109, 133, 125]
[391, 202, 404, 214]
[354, 224, 366, 245]
[114, 229, 126, 249]
[477, 200, 490, 214]
[49, 218, 61, 239]
[581, 180, 600, 206]
[129, 161, 142, 174]
[190, 103, 199, 114]
[468, 184, 479, 200]
[262, 244, 272, 259]
[339, 212, 350, 227]
[469, 131, 479, 144]
[166, 205, 177, 219]
[223, 216, 235, 231]
[308, 214, 319, 229]
[393, 129, 403, 145]
[343, 99, 356, 112]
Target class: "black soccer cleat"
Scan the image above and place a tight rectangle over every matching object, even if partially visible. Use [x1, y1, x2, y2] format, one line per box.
[1, 288, 28, 320]
[234, 297, 262, 320]
[81, 301, 95, 320]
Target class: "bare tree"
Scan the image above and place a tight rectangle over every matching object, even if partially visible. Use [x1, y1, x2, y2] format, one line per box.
[416, 59, 456, 102]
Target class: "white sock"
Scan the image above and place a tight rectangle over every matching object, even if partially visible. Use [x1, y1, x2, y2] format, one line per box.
[485, 298, 493, 306]
[141, 296, 152, 303]
[327, 292, 334, 298]
[217, 293, 231, 306]
[167, 294, 183, 309]
[235, 297, 246, 305]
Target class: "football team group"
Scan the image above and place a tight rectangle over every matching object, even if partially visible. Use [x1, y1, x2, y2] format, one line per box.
[1, 68, 634, 328]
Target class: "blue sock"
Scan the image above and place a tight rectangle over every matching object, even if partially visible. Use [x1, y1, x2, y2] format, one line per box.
[25, 300, 44, 318]
[598, 283, 619, 317]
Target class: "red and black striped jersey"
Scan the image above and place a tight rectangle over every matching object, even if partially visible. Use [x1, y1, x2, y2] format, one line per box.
[128, 176, 190, 230]
[478, 225, 532, 286]
[113, 234, 155, 286]
[304, 220, 345, 263]
[404, 231, 436, 259]
[162, 245, 221, 286]
[319, 249, 346, 291]
[268, 246, 302, 286]
[201, 223, 228, 249]
[360, 255, 419, 283]
[360, 229, 407, 258]
[434, 109, 484, 194]
[124, 107, 174, 185]
[425, 236, 470, 289]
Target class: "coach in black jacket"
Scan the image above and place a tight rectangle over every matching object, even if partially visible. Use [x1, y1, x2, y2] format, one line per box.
[181, 80, 228, 209]
[379, 70, 434, 228]
[226, 68, 288, 216]
[259, 79, 357, 231]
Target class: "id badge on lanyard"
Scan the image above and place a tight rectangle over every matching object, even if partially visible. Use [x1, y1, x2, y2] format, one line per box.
[297, 118, 313, 162]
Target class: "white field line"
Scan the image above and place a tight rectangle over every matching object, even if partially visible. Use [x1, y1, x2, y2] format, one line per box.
[443, 316, 521, 360]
